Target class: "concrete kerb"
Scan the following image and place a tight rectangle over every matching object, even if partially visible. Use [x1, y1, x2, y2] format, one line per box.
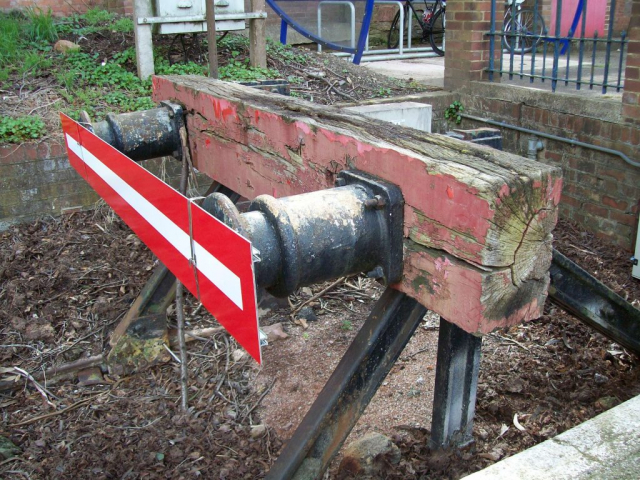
[462, 394, 640, 480]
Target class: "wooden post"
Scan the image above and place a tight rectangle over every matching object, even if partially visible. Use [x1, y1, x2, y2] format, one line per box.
[249, 0, 267, 68]
[134, 0, 155, 80]
[205, 0, 219, 79]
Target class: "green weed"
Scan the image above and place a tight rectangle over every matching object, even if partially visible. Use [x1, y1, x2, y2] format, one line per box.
[56, 70, 76, 91]
[0, 116, 46, 143]
[340, 320, 353, 331]
[24, 7, 58, 43]
[82, 8, 115, 26]
[444, 100, 464, 124]
[113, 47, 136, 66]
[155, 58, 208, 76]
[104, 91, 155, 111]
[64, 52, 149, 92]
[0, 15, 21, 66]
[219, 59, 278, 82]
[267, 39, 309, 65]
[218, 34, 250, 52]
[0, 67, 9, 83]
[20, 51, 52, 76]
[112, 17, 133, 33]
[287, 75, 303, 84]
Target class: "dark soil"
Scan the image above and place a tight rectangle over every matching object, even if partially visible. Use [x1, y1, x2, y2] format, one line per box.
[1, 210, 638, 479]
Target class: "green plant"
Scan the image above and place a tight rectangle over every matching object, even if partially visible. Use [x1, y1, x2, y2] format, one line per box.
[444, 100, 464, 125]
[218, 34, 250, 52]
[287, 75, 303, 85]
[219, 59, 278, 82]
[82, 8, 115, 26]
[0, 116, 46, 143]
[266, 39, 309, 65]
[104, 91, 155, 111]
[64, 52, 150, 92]
[113, 47, 136, 66]
[377, 87, 392, 97]
[20, 51, 52, 76]
[112, 17, 133, 33]
[24, 7, 58, 43]
[340, 320, 353, 331]
[155, 58, 208, 76]
[56, 70, 76, 91]
[0, 15, 22, 66]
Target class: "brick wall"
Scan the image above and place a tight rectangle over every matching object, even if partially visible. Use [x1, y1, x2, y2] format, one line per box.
[0, 0, 132, 16]
[0, 140, 183, 230]
[444, 0, 503, 90]
[442, 0, 640, 250]
[454, 83, 639, 249]
[622, 0, 640, 125]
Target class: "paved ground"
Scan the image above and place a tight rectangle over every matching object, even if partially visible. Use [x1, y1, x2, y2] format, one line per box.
[361, 50, 625, 98]
[363, 56, 445, 88]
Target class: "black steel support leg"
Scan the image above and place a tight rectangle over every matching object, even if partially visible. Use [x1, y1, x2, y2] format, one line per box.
[266, 288, 427, 480]
[429, 317, 482, 449]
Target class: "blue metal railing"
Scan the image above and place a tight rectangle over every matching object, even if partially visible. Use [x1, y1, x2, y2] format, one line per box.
[487, 0, 628, 93]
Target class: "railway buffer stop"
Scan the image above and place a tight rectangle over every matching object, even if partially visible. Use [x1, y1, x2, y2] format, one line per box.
[67, 76, 563, 479]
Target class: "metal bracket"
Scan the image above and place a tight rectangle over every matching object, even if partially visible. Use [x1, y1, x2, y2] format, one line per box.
[336, 170, 404, 285]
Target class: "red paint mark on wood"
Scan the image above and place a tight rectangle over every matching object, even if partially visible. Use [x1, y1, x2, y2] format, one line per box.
[549, 176, 563, 206]
[446, 186, 454, 199]
[212, 98, 238, 121]
[295, 121, 311, 135]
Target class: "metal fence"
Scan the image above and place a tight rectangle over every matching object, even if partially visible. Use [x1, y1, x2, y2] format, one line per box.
[486, 0, 628, 93]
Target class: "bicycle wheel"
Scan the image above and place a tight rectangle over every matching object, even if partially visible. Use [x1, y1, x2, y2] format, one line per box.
[428, 8, 445, 56]
[388, 9, 404, 49]
[387, 7, 424, 49]
[503, 9, 545, 54]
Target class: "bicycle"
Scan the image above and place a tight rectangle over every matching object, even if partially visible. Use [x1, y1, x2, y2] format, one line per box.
[502, 0, 545, 54]
[387, 0, 446, 57]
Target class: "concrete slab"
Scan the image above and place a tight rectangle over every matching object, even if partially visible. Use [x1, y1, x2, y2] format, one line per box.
[363, 58, 445, 88]
[345, 102, 432, 132]
[462, 395, 640, 480]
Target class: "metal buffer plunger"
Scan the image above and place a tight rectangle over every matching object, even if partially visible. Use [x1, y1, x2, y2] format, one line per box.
[202, 170, 404, 297]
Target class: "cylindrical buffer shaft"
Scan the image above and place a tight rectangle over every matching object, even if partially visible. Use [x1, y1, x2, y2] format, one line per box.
[202, 174, 403, 298]
[82, 102, 184, 161]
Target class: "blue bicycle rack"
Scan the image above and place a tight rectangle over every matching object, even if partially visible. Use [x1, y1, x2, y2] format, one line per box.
[267, 0, 375, 64]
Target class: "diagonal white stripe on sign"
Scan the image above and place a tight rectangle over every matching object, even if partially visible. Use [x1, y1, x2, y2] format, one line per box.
[65, 133, 244, 310]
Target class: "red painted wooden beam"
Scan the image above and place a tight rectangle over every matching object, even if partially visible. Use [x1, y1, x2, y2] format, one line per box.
[152, 76, 562, 334]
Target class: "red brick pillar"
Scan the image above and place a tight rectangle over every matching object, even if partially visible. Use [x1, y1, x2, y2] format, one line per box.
[444, 0, 502, 90]
[124, 0, 134, 16]
[622, 0, 640, 125]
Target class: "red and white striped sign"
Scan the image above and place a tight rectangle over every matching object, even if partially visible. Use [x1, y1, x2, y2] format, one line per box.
[60, 114, 261, 363]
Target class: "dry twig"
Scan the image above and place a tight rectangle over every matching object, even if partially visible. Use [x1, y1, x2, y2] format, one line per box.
[290, 277, 346, 317]
[489, 333, 530, 352]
